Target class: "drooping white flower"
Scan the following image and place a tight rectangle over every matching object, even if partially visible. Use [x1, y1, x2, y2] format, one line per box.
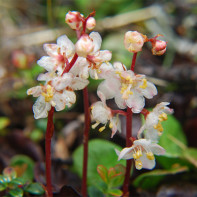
[72, 32, 112, 80]
[137, 102, 173, 142]
[91, 91, 121, 138]
[116, 139, 165, 170]
[37, 35, 75, 74]
[65, 11, 83, 30]
[27, 72, 89, 119]
[98, 64, 157, 113]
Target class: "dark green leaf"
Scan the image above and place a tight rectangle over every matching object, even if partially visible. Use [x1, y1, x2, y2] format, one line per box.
[10, 155, 34, 182]
[88, 185, 105, 197]
[24, 182, 45, 195]
[133, 166, 188, 189]
[72, 139, 126, 186]
[9, 187, 23, 197]
[182, 148, 197, 168]
[159, 115, 187, 157]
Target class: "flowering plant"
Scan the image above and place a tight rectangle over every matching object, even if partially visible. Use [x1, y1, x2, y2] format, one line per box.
[27, 10, 172, 197]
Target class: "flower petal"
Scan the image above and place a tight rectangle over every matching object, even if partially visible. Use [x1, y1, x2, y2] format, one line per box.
[43, 44, 58, 57]
[89, 32, 102, 53]
[71, 77, 89, 90]
[116, 147, 134, 160]
[37, 56, 56, 72]
[150, 144, 166, 155]
[140, 81, 157, 99]
[33, 96, 51, 119]
[114, 93, 127, 109]
[140, 154, 155, 169]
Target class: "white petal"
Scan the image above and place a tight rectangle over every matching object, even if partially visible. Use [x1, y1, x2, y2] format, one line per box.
[111, 116, 121, 138]
[43, 44, 58, 57]
[126, 93, 145, 113]
[27, 86, 42, 97]
[92, 50, 112, 62]
[144, 129, 160, 143]
[98, 78, 120, 99]
[71, 77, 89, 90]
[89, 32, 102, 53]
[150, 144, 166, 155]
[33, 96, 51, 119]
[57, 35, 75, 57]
[113, 62, 127, 71]
[91, 101, 109, 124]
[141, 81, 157, 99]
[114, 93, 127, 109]
[37, 56, 56, 72]
[140, 154, 155, 169]
[117, 147, 134, 160]
[64, 90, 76, 107]
[53, 92, 66, 111]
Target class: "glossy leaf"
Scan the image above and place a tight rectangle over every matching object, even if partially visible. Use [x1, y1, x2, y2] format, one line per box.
[107, 188, 123, 197]
[133, 165, 188, 189]
[10, 155, 34, 182]
[9, 187, 23, 197]
[182, 148, 197, 168]
[97, 165, 108, 184]
[72, 139, 126, 186]
[24, 182, 45, 195]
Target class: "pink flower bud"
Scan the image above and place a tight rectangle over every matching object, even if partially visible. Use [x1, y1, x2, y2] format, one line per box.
[65, 11, 83, 30]
[86, 17, 96, 30]
[124, 31, 146, 53]
[75, 34, 94, 57]
[151, 40, 167, 56]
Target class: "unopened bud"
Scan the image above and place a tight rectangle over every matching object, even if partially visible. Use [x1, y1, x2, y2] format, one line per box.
[86, 17, 96, 30]
[124, 31, 146, 53]
[65, 11, 83, 30]
[152, 40, 167, 56]
[75, 34, 94, 57]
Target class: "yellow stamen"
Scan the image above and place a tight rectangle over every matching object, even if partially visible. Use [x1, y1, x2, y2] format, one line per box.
[92, 122, 99, 129]
[42, 85, 54, 102]
[135, 160, 143, 170]
[153, 122, 163, 132]
[139, 79, 147, 89]
[99, 126, 105, 132]
[136, 150, 142, 159]
[146, 152, 154, 160]
[159, 113, 168, 121]
[109, 122, 113, 129]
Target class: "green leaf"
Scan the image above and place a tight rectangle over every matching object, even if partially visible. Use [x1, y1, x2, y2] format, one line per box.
[9, 187, 23, 197]
[182, 148, 197, 168]
[0, 177, 6, 191]
[133, 165, 188, 190]
[159, 114, 187, 157]
[10, 155, 34, 182]
[10, 178, 25, 186]
[72, 139, 126, 186]
[107, 188, 123, 197]
[24, 182, 45, 195]
[88, 185, 105, 197]
[0, 117, 10, 130]
[97, 165, 109, 184]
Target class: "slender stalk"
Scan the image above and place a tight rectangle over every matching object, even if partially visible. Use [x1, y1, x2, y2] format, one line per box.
[47, 0, 53, 27]
[45, 107, 54, 197]
[122, 108, 132, 197]
[82, 87, 91, 197]
[122, 52, 138, 197]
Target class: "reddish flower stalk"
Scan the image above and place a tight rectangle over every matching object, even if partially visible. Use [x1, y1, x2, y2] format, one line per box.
[112, 110, 127, 116]
[62, 53, 78, 75]
[45, 107, 54, 197]
[122, 52, 137, 197]
[82, 87, 91, 197]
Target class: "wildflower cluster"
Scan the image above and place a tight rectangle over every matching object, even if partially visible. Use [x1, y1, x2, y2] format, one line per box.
[27, 10, 172, 197]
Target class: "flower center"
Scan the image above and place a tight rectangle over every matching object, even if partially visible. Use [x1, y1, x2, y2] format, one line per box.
[42, 85, 54, 102]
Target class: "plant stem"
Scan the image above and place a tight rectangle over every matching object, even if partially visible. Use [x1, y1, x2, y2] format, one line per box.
[82, 87, 91, 197]
[122, 52, 137, 197]
[122, 107, 132, 197]
[45, 107, 54, 197]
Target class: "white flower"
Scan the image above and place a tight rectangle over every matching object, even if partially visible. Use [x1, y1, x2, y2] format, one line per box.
[65, 11, 83, 30]
[116, 139, 165, 170]
[98, 65, 157, 113]
[37, 35, 75, 74]
[91, 91, 121, 138]
[27, 84, 76, 119]
[71, 32, 112, 80]
[138, 102, 174, 142]
[27, 73, 89, 119]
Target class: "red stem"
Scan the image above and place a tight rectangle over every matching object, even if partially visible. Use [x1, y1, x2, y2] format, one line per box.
[111, 110, 127, 116]
[82, 87, 91, 197]
[122, 107, 133, 197]
[62, 53, 78, 75]
[122, 52, 138, 196]
[130, 52, 137, 71]
[45, 107, 54, 197]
